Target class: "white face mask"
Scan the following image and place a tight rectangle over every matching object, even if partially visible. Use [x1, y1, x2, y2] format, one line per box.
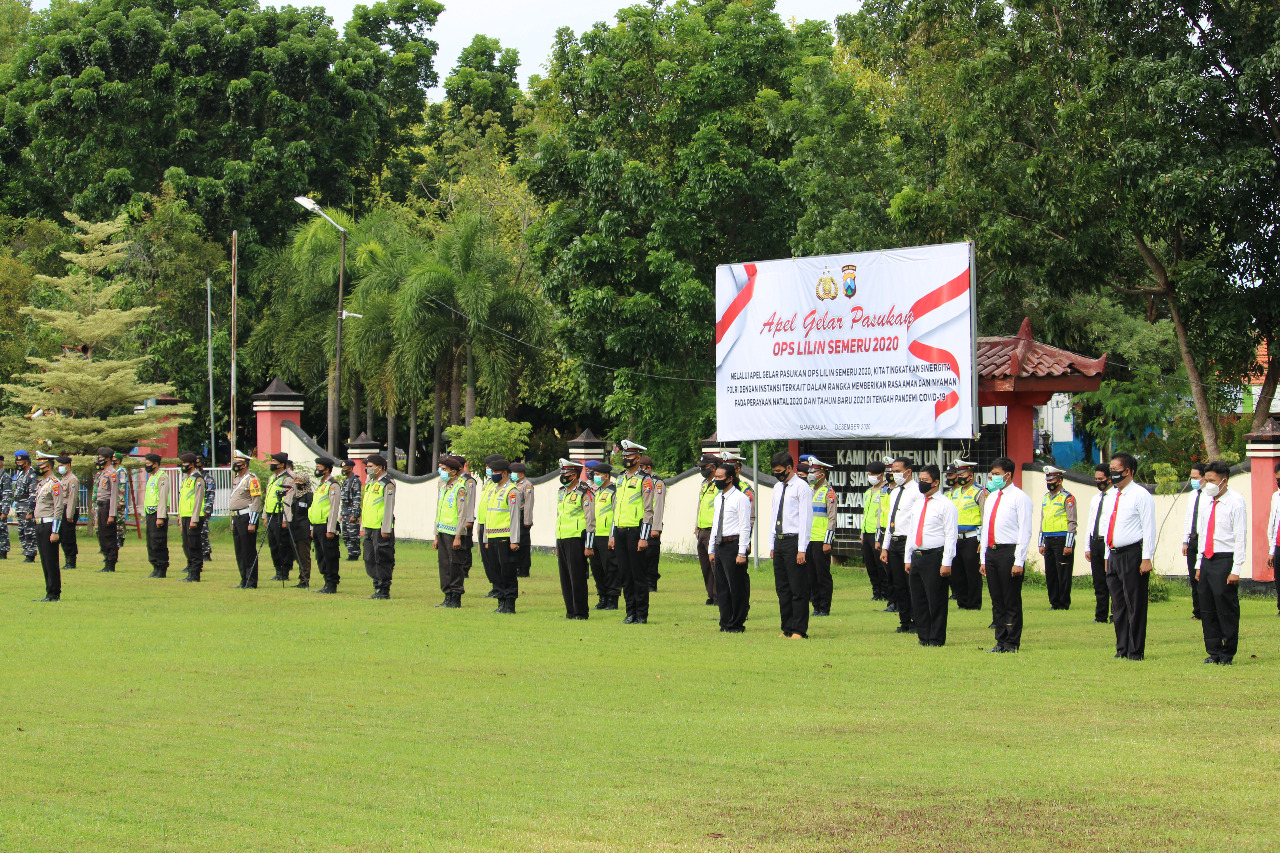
[892, 472, 907, 485]
[1201, 481, 1221, 499]
[57, 465, 67, 475]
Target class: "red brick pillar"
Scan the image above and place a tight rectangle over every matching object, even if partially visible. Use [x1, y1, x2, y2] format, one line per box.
[1245, 419, 1280, 582]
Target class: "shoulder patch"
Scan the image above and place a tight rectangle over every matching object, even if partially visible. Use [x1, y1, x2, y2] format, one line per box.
[508, 491, 518, 504]
[655, 483, 664, 493]
[386, 483, 395, 493]
[51, 481, 60, 496]
[643, 482, 653, 493]
[1065, 495, 1075, 505]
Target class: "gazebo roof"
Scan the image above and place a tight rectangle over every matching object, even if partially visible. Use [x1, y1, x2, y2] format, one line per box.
[977, 318, 1106, 396]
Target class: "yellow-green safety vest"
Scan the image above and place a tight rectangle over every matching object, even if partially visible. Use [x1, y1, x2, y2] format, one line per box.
[309, 479, 336, 525]
[862, 486, 882, 533]
[812, 484, 832, 541]
[437, 478, 463, 535]
[263, 473, 284, 513]
[556, 487, 589, 539]
[697, 480, 717, 528]
[178, 474, 201, 518]
[485, 482, 517, 537]
[878, 486, 891, 530]
[949, 484, 983, 528]
[1042, 490, 1070, 534]
[144, 472, 164, 510]
[594, 485, 615, 534]
[614, 472, 648, 527]
[362, 478, 388, 529]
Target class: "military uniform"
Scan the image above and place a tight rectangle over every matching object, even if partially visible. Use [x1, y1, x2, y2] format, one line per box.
[555, 462, 595, 619]
[610, 465, 656, 623]
[361, 461, 397, 598]
[93, 454, 121, 571]
[227, 459, 263, 588]
[435, 466, 470, 606]
[481, 470, 522, 612]
[1040, 475, 1077, 610]
[12, 460, 38, 560]
[114, 458, 129, 550]
[587, 463, 620, 610]
[340, 467, 363, 560]
[263, 465, 296, 580]
[177, 458, 206, 581]
[58, 460, 79, 570]
[142, 460, 172, 577]
[200, 467, 216, 559]
[945, 474, 986, 610]
[512, 465, 534, 577]
[32, 468, 64, 600]
[0, 461, 13, 558]
[310, 466, 342, 593]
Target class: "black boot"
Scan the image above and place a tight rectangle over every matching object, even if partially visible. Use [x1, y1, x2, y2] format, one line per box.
[23, 555, 35, 563]
[602, 597, 619, 611]
[147, 570, 161, 579]
[434, 596, 451, 608]
[346, 554, 360, 562]
[315, 583, 337, 594]
[484, 589, 498, 598]
[446, 593, 462, 608]
[293, 580, 309, 589]
[183, 573, 201, 582]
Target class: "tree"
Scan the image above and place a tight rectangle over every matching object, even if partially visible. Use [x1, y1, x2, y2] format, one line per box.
[0, 0, 27, 67]
[443, 416, 531, 476]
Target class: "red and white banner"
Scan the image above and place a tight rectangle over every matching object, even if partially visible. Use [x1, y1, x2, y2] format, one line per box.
[715, 242, 977, 441]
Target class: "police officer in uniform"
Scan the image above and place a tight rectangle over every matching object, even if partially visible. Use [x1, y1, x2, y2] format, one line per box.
[198, 455, 215, 560]
[1039, 465, 1077, 610]
[946, 458, 986, 610]
[585, 461, 620, 610]
[692, 454, 721, 606]
[639, 455, 665, 592]
[433, 455, 470, 608]
[12, 450, 38, 562]
[31, 454, 64, 601]
[91, 447, 120, 571]
[285, 461, 314, 588]
[804, 457, 838, 617]
[361, 454, 396, 599]
[310, 457, 342, 594]
[861, 461, 890, 601]
[263, 453, 294, 581]
[610, 440, 656, 624]
[510, 461, 534, 577]
[227, 450, 263, 588]
[477, 454, 504, 598]
[177, 451, 206, 582]
[481, 458, 522, 613]
[339, 459, 363, 561]
[555, 458, 595, 619]
[0, 453, 13, 559]
[141, 453, 171, 578]
[457, 458, 478, 580]
[56, 454, 79, 571]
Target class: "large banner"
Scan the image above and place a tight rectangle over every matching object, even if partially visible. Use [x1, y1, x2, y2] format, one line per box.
[715, 242, 976, 441]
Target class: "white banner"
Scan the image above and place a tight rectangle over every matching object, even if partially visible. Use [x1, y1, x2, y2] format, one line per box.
[715, 242, 976, 441]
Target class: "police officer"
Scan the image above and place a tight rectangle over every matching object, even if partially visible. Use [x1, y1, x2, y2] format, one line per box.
[177, 451, 206, 582]
[585, 460, 620, 610]
[946, 458, 987, 611]
[310, 457, 342, 594]
[285, 460, 314, 588]
[361, 454, 396, 599]
[56, 454, 79, 571]
[263, 452, 294, 581]
[198, 455, 215, 560]
[861, 461, 890, 602]
[693, 454, 721, 606]
[457, 457, 478, 580]
[638, 455, 665, 592]
[433, 455, 470, 608]
[510, 461, 534, 577]
[1039, 465, 1077, 610]
[805, 457, 838, 617]
[0, 452, 12, 559]
[227, 450, 263, 588]
[610, 440, 655, 624]
[477, 454, 504, 599]
[339, 459, 362, 561]
[31, 454, 64, 601]
[141, 453, 171, 578]
[555, 458, 595, 619]
[481, 458, 521, 613]
[91, 447, 120, 572]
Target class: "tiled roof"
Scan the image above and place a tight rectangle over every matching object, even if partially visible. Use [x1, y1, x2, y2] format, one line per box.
[976, 318, 1106, 380]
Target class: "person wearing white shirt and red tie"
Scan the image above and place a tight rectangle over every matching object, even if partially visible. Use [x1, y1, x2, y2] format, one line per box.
[709, 462, 754, 633]
[904, 464, 958, 647]
[1102, 452, 1158, 661]
[1181, 462, 1207, 620]
[1195, 461, 1246, 664]
[769, 452, 813, 639]
[979, 457, 1033, 653]
[1267, 462, 1280, 618]
[879, 457, 922, 634]
[1081, 464, 1114, 625]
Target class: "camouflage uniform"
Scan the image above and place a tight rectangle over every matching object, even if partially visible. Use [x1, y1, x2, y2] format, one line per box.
[115, 463, 130, 549]
[340, 471, 363, 559]
[0, 465, 12, 557]
[200, 468, 216, 559]
[12, 464, 38, 558]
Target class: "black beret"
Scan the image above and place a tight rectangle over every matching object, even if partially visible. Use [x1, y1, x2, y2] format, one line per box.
[796, 462, 810, 474]
[315, 457, 336, 470]
[509, 462, 527, 473]
[57, 454, 73, 464]
[270, 452, 289, 465]
[490, 458, 510, 472]
[97, 446, 115, 458]
[178, 451, 197, 463]
[484, 454, 504, 465]
[366, 454, 387, 468]
[144, 453, 162, 464]
[699, 454, 720, 466]
[441, 455, 464, 470]
[340, 459, 355, 468]
[637, 455, 653, 467]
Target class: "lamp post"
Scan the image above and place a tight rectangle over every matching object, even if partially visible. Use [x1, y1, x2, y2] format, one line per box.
[294, 196, 347, 456]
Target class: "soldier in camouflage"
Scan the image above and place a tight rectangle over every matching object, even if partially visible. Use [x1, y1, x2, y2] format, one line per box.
[12, 450, 38, 561]
[115, 452, 130, 551]
[198, 454, 216, 560]
[339, 459, 362, 561]
[0, 452, 13, 559]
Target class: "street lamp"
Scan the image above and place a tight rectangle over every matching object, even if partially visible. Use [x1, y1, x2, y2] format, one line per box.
[294, 196, 347, 456]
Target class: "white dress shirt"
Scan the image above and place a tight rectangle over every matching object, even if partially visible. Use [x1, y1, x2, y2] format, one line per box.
[1194, 486, 1247, 576]
[1100, 481, 1157, 560]
[767, 473, 813, 552]
[1266, 491, 1280, 556]
[879, 479, 922, 546]
[1085, 487, 1111, 550]
[903, 493, 958, 568]
[1183, 488, 1206, 545]
[709, 487, 753, 557]
[979, 484, 1033, 566]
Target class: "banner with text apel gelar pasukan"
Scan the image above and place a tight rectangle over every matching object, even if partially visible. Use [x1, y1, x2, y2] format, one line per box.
[715, 242, 977, 442]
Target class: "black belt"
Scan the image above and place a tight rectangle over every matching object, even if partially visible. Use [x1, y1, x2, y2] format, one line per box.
[717, 535, 739, 544]
[775, 532, 798, 540]
[1111, 541, 1142, 554]
[1202, 551, 1234, 561]
[985, 543, 1015, 550]
[891, 535, 907, 543]
[912, 547, 943, 556]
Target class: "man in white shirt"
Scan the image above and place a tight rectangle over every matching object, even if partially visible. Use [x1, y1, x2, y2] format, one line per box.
[1267, 461, 1280, 618]
[768, 452, 813, 639]
[978, 456, 1033, 653]
[904, 464, 958, 647]
[879, 456, 922, 634]
[1102, 452, 1158, 661]
[709, 462, 754, 633]
[1194, 461, 1246, 664]
[1081, 464, 1114, 625]
[1181, 462, 1207, 620]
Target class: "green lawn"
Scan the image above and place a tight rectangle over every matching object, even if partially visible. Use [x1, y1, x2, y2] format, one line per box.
[2, 526, 1277, 852]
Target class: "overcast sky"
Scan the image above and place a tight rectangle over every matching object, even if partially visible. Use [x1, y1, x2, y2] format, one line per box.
[32, 1, 859, 95]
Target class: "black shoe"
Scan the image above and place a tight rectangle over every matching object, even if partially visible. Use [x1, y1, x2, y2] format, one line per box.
[1203, 656, 1218, 664]
[635, 617, 647, 624]
[245, 584, 257, 589]
[446, 595, 461, 608]
[594, 600, 608, 610]
[813, 610, 829, 617]
[61, 564, 74, 571]
[34, 596, 59, 602]
[648, 583, 657, 592]
[1113, 652, 1125, 659]
[368, 590, 389, 600]
[988, 622, 996, 629]
[1127, 654, 1143, 661]
[293, 581, 309, 589]
[147, 570, 162, 579]
[434, 597, 450, 608]
[484, 589, 498, 599]
[623, 615, 636, 624]
[895, 625, 914, 633]
[316, 585, 337, 594]
[235, 582, 247, 589]
[1093, 618, 1109, 624]
[988, 646, 1004, 653]
[1192, 613, 1201, 620]
[882, 604, 896, 613]
[183, 575, 200, 582]
[346, 555, 360, 562]
[23, 555, 35, 562]
[1217, 659, 1233, 665]
[0, 552, 6, 559]
[270, 574, 286, 582]
[203, 552, 212, 560]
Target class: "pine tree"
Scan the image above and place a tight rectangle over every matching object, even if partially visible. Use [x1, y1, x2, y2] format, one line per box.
[0, 212, 192, 455]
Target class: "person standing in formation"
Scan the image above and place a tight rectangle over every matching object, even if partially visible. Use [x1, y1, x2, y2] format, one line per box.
[481, 458, 521, 613]
[433, 455, 470, 608]
[1195, 461, 1245, 665]
[1182, 462, 1207, 621]
[1102, 452, 1157, 661]
[12, 449, 37, 563]
[1268, 462, 1280, 619]
[979, 457, 1033, 653]
[456, 459, 478, 581]
[510, 461, 534, 578]
[1082, 464, 1114, 625]
[554, 459, 595, 620]
[610, 440, 655, 624]
[0, 453, 12, 560]
[477, 454, 503, 599]
[141, 453, 171, 579]
[585, 460, 620, 610]
[56, 454, 78, 572]
[285, 459, 314, 589]
[339, 459, 363, 562]
[198, 455, 215, 561]
[263, 453, 294, 581]
[310, 457, 342, 594]
[861, 460, 889, 602]
[693, 454, 721, 607]
[361, 454, 396, 599]
[31, 453, 64, 602]
[1039, 465, 1077, 611]
[177, 451, 205, 582]
[709, 462, 752, 633]
[639, 455, 666, 593]
[91, 447, 119, 572]
[945, 458, 986, 611]
[114, 452, 130, 553]
[768, 452, 813, 640]
[227, 451, 263, 589]
[803, 457, 837, 618]
[879, 457, 922, 634]
[904, 464, 958, 647]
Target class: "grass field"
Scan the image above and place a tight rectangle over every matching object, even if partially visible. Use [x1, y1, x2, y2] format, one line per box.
[2, 525, 1278, 852]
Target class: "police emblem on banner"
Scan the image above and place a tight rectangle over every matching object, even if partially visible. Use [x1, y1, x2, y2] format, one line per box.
[842, 264, 857, 298]
[816, 268, 839, 301]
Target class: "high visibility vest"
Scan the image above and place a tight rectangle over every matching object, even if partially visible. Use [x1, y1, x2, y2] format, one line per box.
[178, 474, 200, 518]
[949, 484, 983, 528]
[476, 480, 491, 528]
[862, 486, 882, 533]
[594, 484, 615, 534]
[362, 478, 388, 529]
[263, 473, 284, 513]
[309, 479, 336, 525]
[812, 484, 832, 542]
[1042, 490, 1070, 534]
[144, 472, 164, 510]
[615, 472, 648, 527]
[484, 482, 517, 537]
[696, 481, 717, 528]
[437, 478, 463, 535]
[878, 486, 891, 530]
[556, 487, 589, 538]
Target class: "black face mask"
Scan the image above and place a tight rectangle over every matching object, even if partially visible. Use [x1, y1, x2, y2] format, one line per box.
[714, 478, 731, 491]
[490, 472, 503, 484]
[145, 464, 156, 474]
[315, 469, 325, 479]
[701, 467, 713, 479]
[1095, 480, 1108, 491]
[95, 459, 107, 469]
[1047, 478, 1062, 490]
[560, 473, 575, 485]
[233, 463, 246, 473]
[772, 469, 789, 479]
[944, 477, 956, 489]
[919, 479, 936, 494]
[1109, 470, 1126, 484]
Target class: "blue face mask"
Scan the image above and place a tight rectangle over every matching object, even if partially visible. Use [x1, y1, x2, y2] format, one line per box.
[1190, 479, 1201, 491]
[485, 467, 492, 478]
[511, 472, 520, 482]
[988, 474, 1005, 491]
[593, 474, 603, 487]
[438, 467, 449, 479]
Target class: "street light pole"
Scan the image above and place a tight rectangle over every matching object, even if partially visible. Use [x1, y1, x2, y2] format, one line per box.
[294, 196, 347, 457]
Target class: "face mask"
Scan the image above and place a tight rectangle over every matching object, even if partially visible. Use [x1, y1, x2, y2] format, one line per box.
[593, 474, 604, 487]
[511, 472, 520, 482]
[145, 464, 156, 474]
[892, 472, 907, 485]
[772, 469, 787, 479]
[234, 463, 246, 473]
[485, 467, 493, 478]
[490, 472, 502, 484]
[1047, 478, 1061, 490]
[560, 473, 575, 485]
[1201, 482, 1221, 499]
[1109, 470, 1125, 484]
[806, 473, 818, 484]
[919, 480, 935, 494]
[624, 456, 638, 468]
[701, 467, 712, 480]
[57, 465, 67, 475]
[438, 467, 449, 479]
[1095, 480, 1108, 491]
[715, 478, 731, 491]
[1190, 479, 1201, 491]
[268, 465, 279, 474]
[96, 459, 106, 469]
[37, 466, 49, 477]
[314, 469, 324, 479]
[988, 474, 1005, 490]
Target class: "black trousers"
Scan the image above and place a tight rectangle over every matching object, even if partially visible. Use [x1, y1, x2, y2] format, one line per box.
[862, 532, 887, 598]
[516, 525, 532, 576]
[1087, 537, 1110, 622]
[363, 529, 395, 593]
[1105, 559, 1126, 654]
[953, 535, 982, 609]
[290, 516, 312, 583]
[589, 540, 620, 600]
[266, 513, 291, 577]
[888, 538, 912, 628]
[1198, 553, 1240, 662]
[478, 525, 498, 589]
[772, 535, 810, 637]
[557, 534, 590, 618]
[1186, 536, 1201, 618]
[807, 541, 832, 614]
[646, 532, 663, 589]
[436, 532, 465, 596]
[180, 516, 203, 576]
[984, 544, 1023, 649]
[1109, 543, 1148, 659]
[96, 503, 118, 567]
[145, 512, 169, 572]
[231, 514, 258, 587]
[38, 521, 60, 598]
[312, 524, 340, 587]
[59, 518, 78, 567]
[695, 528, 717, 604]
[455, 528, 473, 578]
[487, 536, 517, 604]
[908, 549, 949, 645]
[1043, 536, 1073, 609]
[614, 526, 650, 619]
[714, 540, 750, 631]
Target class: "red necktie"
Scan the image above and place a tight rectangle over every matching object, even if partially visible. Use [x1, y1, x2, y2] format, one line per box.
[915, 496, 930, 548]
[1204, 499, 1218, 559]
[987, 489, 1002, 547]
[1106, 488, 1121, 548]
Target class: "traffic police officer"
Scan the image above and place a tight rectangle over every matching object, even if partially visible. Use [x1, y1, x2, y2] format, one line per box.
[1039, 464, 1077, 610]
[31, 453, 64, 601]
[142, 452, 171, 578]
[585, 460, 620, 610]
[263, 452, 295, 581]
[693, 454, 720, 606]
[805, 456, 838, 617]
[227, 450, 263, 588]
[477, 454, 504, 598]
[433, 455, 470, 608]
[0, 453, 12, 559]
[610, 440, 656, 624]
[339, 459, 362, 561]
[310, 457, 342, 594]
[555, 458, 595, 619]
[481, 458, 522, 613]
[457, 458, 478, 580]
[862, 461, 890, 601]
[92, 447, 120, 571]
[56, 454, 79, 571]
[510, 461, 534, 577]
[946, 458, 986, 610]
[177, 451, 205, 581]
[638, 455, 665, 592]
[361, 454, 396, 599]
